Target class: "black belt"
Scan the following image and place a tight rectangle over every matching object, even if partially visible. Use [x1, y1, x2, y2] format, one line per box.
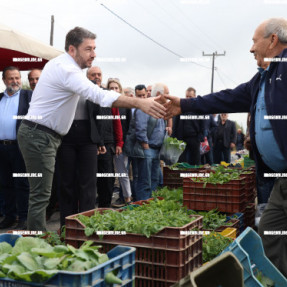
[22, 120, 62, 140]
[0, 140, 17, 145]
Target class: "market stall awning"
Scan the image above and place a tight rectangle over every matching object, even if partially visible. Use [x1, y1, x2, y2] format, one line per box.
[0, 23, 63, 71]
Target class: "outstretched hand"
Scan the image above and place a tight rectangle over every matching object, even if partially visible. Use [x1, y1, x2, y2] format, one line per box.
[163, 94, 182, 119]
[140, 96, 166, 119]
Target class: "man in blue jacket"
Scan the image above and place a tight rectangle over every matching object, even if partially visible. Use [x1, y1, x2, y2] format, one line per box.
[0, 66, 32, 230]
[164, 18, 287, 277]
[135, 83, 167, 200]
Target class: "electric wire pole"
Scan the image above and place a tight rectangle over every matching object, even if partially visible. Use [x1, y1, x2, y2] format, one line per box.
[203, 51, 226, 92]
[50, 15, 54, 46]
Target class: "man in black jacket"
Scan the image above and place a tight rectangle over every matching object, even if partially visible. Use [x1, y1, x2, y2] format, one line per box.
[87, 69, 123, 208]
[58, 65, 105, 226]
[213, 113, 236, 163]
[57, 97, 104, 227]
[172, 87, 205, 165]
[0, 66, 31, 229]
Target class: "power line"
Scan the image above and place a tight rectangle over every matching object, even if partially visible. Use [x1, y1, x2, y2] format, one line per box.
[146, 0, 211, 53]
[154, 0, 216, 51]
[169, 0, 226, 51]
[100, 3, 182, 58]
[216, 67, 238, 86]
[215, 69, 227, 89]
[100, 3, 210, 69]
[132, 0, 204, 53]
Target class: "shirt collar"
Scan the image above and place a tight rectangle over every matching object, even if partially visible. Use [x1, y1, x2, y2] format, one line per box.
[65, 52, 81, 70]
[257, 65, 270, 75]
[4, 89, 21, 98]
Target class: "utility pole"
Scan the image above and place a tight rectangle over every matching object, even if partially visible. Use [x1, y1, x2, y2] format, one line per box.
[50, 15, 54, 46]
[203, 51, 226, 93]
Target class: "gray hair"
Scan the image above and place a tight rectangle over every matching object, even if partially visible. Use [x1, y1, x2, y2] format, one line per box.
[151, 83, 165, 98]
[264, 18, 287, 44]
[65, 27, 96, 52]
[124, 87, 135, 96]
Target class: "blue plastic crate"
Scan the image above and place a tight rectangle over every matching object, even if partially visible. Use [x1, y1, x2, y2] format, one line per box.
[0, 233, 21, 245]
[221, 227, 287, 287]
[0, 234, 135, 287]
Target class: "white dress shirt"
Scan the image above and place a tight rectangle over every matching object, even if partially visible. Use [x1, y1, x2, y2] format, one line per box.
[26, 53, 120, 135]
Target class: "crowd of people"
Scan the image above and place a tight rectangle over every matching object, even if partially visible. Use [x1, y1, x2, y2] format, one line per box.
[0, 62, 246, 231]
[1, 17, 287, 278]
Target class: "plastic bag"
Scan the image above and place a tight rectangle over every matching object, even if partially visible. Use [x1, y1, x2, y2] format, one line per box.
[160, 133, 186, 165]
[200, 137, 210, 155]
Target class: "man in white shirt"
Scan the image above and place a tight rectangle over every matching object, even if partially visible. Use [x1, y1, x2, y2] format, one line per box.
[17, 26, 166, 231]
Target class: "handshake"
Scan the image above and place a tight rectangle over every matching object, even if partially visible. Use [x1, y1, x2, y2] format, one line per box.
[140, 93, 182, 120]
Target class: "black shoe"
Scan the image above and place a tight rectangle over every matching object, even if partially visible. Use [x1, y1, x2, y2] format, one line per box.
[111, 198, 125, 208]
[0, 217, 16, 229]
[113, 186, 121, 194]
[14, 220, 27, 230]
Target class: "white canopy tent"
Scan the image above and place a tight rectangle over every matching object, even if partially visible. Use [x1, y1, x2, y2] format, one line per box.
[0, 23, 63, 71]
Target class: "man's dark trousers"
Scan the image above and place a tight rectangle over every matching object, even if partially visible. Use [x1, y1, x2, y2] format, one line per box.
[58, 120, 98, 227]
[259, 178, 287, 277]
[97, 144, 115, 207]
[213, 141, 231, 163]
[0, 143, 29, 222]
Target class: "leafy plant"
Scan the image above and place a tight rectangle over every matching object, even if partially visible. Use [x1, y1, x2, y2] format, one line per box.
[165, 137, 186, 151]
[77, 199, 195, 238]
[197, 210, 231, 230]
[203, 233, 233, 263]
[152, 186, 183, 203]
[36, 226, 66, 247]
[191, 169, 240, 187]
[0, 237, 122, 284]
[37, 232, 63, 247]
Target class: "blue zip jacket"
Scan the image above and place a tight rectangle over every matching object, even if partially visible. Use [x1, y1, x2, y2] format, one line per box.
[135, 109, 166, 148]
[180, 48, 287, 176]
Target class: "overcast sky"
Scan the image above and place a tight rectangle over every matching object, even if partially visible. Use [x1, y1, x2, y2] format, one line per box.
[0, 0, 286, 131]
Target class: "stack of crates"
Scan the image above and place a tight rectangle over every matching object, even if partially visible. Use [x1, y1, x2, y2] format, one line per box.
[182, 177, 246, 213]
[240, 169, 256, 229]
[183, 167, 256, 230]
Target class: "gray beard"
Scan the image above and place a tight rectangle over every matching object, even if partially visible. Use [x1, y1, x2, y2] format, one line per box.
[7, 86, 20, 94]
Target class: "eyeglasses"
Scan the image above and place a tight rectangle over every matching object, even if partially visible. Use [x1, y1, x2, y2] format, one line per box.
[135, 84, 146, 91]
